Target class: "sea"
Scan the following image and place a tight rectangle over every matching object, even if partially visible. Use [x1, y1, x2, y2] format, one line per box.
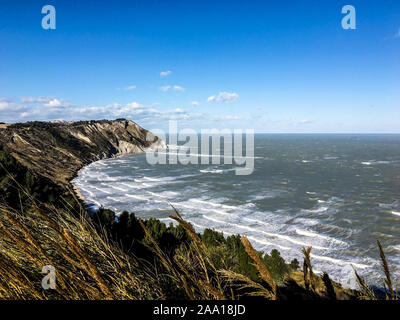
[72, 134, 400, 288]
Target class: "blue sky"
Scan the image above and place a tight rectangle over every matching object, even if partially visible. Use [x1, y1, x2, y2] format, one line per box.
[0, 0, 399, 132]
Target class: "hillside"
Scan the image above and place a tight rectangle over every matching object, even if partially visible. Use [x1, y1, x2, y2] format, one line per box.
[0, 119, 164, 187]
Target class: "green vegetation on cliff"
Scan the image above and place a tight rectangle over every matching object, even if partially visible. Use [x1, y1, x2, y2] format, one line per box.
[0, 145, 68, 207]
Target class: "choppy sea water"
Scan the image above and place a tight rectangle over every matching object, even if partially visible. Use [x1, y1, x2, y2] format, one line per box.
[72, 134, 400, 288]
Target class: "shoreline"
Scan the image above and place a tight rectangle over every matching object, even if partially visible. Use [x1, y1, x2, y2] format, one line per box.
[68, 160, 92, 210]
[68, 145, 161, 212]
[72, 183, 88, 208]
[68, 137, 167, 211]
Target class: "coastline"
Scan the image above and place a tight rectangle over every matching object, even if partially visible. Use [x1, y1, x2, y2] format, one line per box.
[68, 140, 166, 212]
[2, 125, 396, 298]
[72, 182, 88, 208]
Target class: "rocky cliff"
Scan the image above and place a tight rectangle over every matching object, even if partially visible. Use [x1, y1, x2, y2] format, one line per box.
[0, 119, 164, 187]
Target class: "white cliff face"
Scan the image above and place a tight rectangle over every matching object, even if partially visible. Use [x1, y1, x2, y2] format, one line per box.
[116, 140, 145, 155]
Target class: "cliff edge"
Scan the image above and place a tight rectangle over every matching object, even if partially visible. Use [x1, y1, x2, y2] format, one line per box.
[0, 119, 164, 187]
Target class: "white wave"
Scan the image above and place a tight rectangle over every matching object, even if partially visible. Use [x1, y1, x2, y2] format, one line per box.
[296, 229, 321, 238]
[85, 173, 102, 179]
[146, 191, 168, 199]
[77, 186, 95, 197]
[189, 218, 290, 251]
[200, 168, 236, 174]
[106, 196, 124, 203]
[361, 161, 373, 165]
[205, 216, 328, 250]
[120, 182, 141, 189]
[143, 177, 163, 182]
[91, 186, 112, 194]
[304, 206, 329, 214]
[157, 151, 262, 160]
[295, 229, 348, 246]
[391, 211, 400, 217]
[109, 185, 129, 192]
[391, 245, 400, 251]
[246, 235, 291, 251]
[191, 199, 247, 212]
[125, 194, 148, 201]
[362, 160, 397, 166]
[195, 215, 290, 250]
[158, 191, 180, 198]
[310, 253, 369, 269]
[171, 202, 229, 216]
[153, 199, 166, 204]
[250, 193, 279, 200]
[94, 174, 116, 182]
[141, 183, 153, 188]
[243, 217, 270, 228]
[87, 199, 102, 208]
[96, 161, 109, 166]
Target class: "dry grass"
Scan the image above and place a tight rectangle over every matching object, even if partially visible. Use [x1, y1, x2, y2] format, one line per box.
[219, 270, 273, 299]
[352, 265, 376, 300]
[377, 239, 397, 300]
[241, 236, 277, 299]
[302, 246, 315, 292]
[0, 200, 162, 300]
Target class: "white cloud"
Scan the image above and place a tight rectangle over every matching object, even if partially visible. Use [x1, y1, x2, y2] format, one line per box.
[20, 96, 73, 108]
[0, 98, 12, 111]
[207, 92, 239, 103]
[297, 119, 313, 125]
[191, 101, 200, 106]
[44, 98, 72, 107]
[3, 96, 198, 124]
[0, 99, 19, 111]
[160, 85, 185, 92]
[0, 98, 29, 122]
[117, 85, 136, 91]
[173, 85, 185, 92]
[396, 28, 400, 38]
[160, 70, 172, 77]
[20, 96, 48, 104]
[272, 117, 314, 126]
[1, 96, 211, 127]
[161, 85, 171, 92]
[211, 115, 242, 121]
